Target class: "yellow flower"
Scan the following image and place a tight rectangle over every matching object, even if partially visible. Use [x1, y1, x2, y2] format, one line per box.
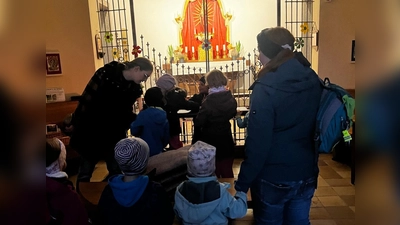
[104, 32, 113, 43]
[112, 48, 120, 59]
[300, 23, 309, 34]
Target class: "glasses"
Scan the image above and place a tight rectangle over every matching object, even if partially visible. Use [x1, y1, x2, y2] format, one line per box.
[143, 73, 149, 81]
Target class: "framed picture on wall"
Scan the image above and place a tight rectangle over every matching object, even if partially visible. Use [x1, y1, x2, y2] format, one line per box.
[351, 40, 355, 63]
[46, 53, 62, 75]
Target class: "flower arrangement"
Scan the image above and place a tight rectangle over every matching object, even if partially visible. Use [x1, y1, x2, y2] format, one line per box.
[131, 45, 142, 58]
[230, 41, 243, 59]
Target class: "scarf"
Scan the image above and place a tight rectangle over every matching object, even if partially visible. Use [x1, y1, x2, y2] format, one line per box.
[208, 86, 227, 95]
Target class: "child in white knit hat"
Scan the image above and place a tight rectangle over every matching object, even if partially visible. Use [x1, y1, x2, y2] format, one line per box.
[174, 141, 247, 225]
[46, 138, 88, 224]
[156, 74, 200, 150]
[98, 137, 174, 225]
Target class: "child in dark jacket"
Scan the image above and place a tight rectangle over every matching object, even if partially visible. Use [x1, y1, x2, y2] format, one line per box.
[189, 76, 209, 144]
[174, 141, 247, 225]
[195, 70, 237, 178]
[98, 137, 174, 225]
[46, 138, 89, 225]
[156, 74, 200, 149]
[130, 87, 169, 156]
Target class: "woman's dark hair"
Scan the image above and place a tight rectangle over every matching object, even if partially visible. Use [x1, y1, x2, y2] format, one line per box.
[257, 27, 295, 78]
[124, 57, 154, 73]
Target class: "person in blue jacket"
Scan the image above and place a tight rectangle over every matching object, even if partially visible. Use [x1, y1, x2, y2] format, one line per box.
[130, 87, 169, 156]
[235, 27, 322, 225]
[174, 141, 247, 225]
[98, 137, 174, 225]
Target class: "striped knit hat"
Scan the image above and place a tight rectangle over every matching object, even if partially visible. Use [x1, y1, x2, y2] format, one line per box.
[114, 137, 150, 176]
[187, 141, 216, 177]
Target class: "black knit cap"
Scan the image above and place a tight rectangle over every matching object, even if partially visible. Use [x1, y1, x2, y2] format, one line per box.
[144, 87, 164, 107]
[199, 76, 206, 84]
[257, 29, 284, 59]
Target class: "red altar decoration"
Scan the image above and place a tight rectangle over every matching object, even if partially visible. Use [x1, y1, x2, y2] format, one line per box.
[181, 0, 229, 60]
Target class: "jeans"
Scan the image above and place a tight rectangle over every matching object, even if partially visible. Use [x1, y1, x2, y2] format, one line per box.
[251, 176, 317, 225]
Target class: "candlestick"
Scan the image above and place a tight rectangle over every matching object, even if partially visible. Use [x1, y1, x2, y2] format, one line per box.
[191, 46, 195, 60]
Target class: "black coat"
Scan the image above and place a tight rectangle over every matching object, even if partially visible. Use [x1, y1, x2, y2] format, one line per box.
[70, 62, 142, 160]
[195, 90, 237, 160]
[163, 87, 200, 136]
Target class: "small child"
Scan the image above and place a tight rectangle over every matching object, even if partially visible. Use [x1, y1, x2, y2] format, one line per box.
[98, 137, 175, 225]
[130, 87, 169, 156]
[46, 137, 89, 225]
[235, 111, 249, 129]
[156, 73, 200, 149]
[195, 70, 237, 178]
[174, 141, 247, 225]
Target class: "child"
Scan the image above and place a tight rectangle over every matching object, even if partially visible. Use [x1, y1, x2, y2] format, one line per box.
[46, 137, 89, 225]
[130, 87, 169, 156]
[174, 141, 247, 225]
[235, 110, 249, 138]
[195, 70, 237, 178]
[156, 73, 200, 149]
[189, 76, 209, 144]
[98, 137, 174, 225]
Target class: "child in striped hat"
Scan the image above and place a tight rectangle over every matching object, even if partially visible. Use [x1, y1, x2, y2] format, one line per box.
[98, 137, 174, 225]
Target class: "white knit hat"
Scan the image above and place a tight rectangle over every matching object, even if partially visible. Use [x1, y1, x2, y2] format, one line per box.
[187, 141, 216, 177]
[114, 137, 150, 175]
[156, 73, 176, 94]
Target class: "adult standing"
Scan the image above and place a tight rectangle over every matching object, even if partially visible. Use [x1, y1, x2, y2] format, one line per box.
[70, 57, 153, 183]
[235, 27, 322, 224]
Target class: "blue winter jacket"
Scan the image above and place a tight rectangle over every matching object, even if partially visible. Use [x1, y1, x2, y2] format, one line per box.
[130, 107, 169, 156]
[174, 176, 247, 225]
[235, 58, 322, 193]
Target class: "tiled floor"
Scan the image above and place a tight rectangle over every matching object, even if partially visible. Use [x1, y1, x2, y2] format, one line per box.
[69, 153, 355, 225]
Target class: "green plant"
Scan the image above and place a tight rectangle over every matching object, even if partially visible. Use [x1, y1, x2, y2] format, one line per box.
[167, 45, 174, 58]
[235, 41, 243, 56]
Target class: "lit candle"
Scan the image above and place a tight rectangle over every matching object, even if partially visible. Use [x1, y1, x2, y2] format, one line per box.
[223, 44, 226, 51]
[192, 46, 195, 53]
[216, 45, 219, 51]
[185, 46, 188, 53]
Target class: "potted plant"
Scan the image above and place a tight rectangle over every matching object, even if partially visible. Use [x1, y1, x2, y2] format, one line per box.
[230, 41, 243, 60]
[167, 45, 174, 64]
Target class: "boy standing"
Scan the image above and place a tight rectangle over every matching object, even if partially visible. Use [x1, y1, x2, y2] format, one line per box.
[174, 141, 247, 225]
[98, 137, 174, 225]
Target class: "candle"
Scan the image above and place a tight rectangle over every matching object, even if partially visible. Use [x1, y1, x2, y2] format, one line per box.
[212, 27, 215, 33]
[185, 46, 188, 53]
[194, 28, 196, 34]
[192, 46, 195, 53]
[216, 45, 219, 51]
[223, 44, 226, 51]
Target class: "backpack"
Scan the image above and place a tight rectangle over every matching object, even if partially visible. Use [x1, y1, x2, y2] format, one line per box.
[314, 78, 355, 153]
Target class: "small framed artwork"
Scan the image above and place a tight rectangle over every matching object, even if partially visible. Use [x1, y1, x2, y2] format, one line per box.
[46, 53, 62, 75]
[351, 40, 355, 63]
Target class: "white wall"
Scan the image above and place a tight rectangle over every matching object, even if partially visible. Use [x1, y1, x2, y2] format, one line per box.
[133, 0, 277, 58]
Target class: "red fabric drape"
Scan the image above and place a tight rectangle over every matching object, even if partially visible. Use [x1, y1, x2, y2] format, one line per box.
[181, 0, 227, 60]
